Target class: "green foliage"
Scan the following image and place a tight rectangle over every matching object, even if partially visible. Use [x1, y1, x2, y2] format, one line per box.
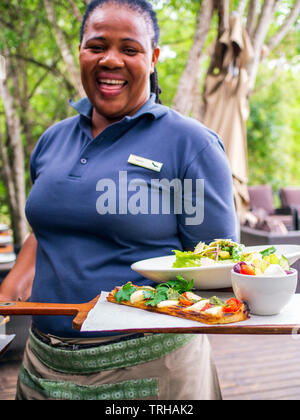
[247, 62, 300, 194]
[154, 1, 198, 105]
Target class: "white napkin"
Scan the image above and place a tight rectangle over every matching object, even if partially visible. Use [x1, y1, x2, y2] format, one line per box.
[81, 292, 300, 333]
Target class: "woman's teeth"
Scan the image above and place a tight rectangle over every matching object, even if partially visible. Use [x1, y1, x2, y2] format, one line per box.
[98, 79, 126, 85]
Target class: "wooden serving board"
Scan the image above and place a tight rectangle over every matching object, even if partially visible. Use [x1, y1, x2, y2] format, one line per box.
[1, 294, 300, 335]
[0, 295, 100, 331]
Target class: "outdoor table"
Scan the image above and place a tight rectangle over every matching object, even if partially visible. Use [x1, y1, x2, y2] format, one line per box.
[0, 292, 300, 335]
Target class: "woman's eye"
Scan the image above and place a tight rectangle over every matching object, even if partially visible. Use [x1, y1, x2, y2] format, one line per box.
[123, 48, 138, 55]
[88, 45, 105, 52]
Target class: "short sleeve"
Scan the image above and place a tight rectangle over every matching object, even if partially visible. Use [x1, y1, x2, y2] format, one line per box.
[177, 138, 237, 250]
[30, 144, 39, 184]
[29, 131, 49, 184]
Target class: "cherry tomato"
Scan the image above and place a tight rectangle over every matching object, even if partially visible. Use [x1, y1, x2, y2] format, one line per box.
[223, 298, 242, 313]
[240, 264, 255, 275]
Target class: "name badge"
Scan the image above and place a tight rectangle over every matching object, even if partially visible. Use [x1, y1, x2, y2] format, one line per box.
[128, 154, 163, 173]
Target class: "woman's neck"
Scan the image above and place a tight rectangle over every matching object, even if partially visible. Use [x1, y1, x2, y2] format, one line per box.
[91, 95, 150, 138]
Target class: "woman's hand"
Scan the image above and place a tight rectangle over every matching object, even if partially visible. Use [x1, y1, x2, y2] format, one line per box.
[0, 233, 37, 302]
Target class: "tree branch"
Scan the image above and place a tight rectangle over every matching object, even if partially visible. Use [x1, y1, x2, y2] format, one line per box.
[246, 0, 259, 38]
[7, 53, 74, 91]
[252, 0, 275, 51]
[237, 0, 248, 16]
[66, 0, 83, 23]
[215, 0, 229, 37]
[248, 0, 276, 90]
[267, 0, 300, 52]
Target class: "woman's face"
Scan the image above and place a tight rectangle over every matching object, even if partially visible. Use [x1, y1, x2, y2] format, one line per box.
[79, 4, 160, 122]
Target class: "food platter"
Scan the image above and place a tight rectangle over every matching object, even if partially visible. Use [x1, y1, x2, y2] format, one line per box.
[131, 244, 300, 290]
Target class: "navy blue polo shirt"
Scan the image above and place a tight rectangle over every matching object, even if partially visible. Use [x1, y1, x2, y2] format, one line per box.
[26, 93, 237, 338]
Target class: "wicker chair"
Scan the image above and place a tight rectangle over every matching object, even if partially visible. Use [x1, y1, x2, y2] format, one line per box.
[279, 187, 300, 230]
[248, 185, 294, 231]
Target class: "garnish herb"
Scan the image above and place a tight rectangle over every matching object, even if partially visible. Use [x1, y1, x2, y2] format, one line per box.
[115, 282, 137, 303]
[145, 275, 194, 307]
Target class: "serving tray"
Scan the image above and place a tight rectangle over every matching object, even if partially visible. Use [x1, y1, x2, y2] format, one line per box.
[1, 294, 300, 335]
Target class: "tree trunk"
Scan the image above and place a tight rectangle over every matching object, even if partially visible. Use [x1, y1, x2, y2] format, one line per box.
[0, 75, 27, 246]
[0, 129, 17, 220]
[172, 0, 214, 115]
[43, 0, 86, 99]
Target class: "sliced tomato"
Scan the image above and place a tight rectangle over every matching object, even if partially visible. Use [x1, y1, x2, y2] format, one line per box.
[223, 298, 242, 313]
[201, 303, 213, 312]
[179, 295, 194, 306]
[240, 264, 255, 275]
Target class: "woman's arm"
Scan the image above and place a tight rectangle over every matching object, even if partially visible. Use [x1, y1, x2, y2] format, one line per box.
[0, 233, 37, 302]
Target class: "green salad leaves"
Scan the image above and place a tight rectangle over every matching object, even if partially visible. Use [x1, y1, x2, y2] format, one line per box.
[172, 239, 245, 268]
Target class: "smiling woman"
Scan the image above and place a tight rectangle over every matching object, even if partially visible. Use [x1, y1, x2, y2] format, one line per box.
[0, 0, 237, 401]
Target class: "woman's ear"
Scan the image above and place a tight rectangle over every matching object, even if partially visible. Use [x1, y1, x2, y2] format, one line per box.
[151, 46, 160, 73]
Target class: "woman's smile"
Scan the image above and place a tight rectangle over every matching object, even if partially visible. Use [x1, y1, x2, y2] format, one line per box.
[96, 73, 128, 97]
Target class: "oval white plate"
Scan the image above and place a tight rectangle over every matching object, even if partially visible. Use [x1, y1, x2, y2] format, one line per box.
[0, 236, 12, 245]
[131, 244, 300, 290]
[0, 253, 16, 264]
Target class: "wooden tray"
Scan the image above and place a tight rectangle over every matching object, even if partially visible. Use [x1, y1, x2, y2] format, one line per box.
[0, 296, 100, 331]
[1, 295, 300, 334]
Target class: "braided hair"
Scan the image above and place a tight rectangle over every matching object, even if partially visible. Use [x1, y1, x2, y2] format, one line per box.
[80, 0, 162, 104]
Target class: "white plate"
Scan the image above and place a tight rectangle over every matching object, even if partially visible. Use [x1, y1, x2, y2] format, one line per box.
[0, 236, 12, 244]
[131, 244, 300, 290]
[0, 253, 16, 264]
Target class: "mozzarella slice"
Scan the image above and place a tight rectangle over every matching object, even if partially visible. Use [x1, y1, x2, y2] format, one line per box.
[184, 292, 202, 301]
[130, 290, 146, 304]
[183, 299, 209, 312]
[203, 306, 223, 316]
[157, 300, 179, 308]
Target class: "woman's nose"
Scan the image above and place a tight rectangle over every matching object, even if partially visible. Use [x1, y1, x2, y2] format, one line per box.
[99, 49, 124, 68]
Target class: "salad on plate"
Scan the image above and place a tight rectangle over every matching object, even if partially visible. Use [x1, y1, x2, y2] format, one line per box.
[172, 241, 291, 275]
[172, 239, 245, 268]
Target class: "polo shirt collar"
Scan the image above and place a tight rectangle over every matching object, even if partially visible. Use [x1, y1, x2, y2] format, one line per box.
[69, 93, 167, 121]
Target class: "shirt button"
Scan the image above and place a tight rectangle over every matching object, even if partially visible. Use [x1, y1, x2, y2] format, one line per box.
[80, 158, 87, 164]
